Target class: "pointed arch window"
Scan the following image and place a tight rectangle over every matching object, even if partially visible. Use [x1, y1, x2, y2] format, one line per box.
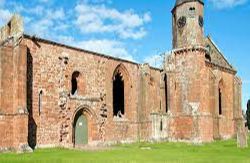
[219, 88, 222, 115]
[218, 80, 223, 115]
[164, 74, 168, 113]
[71, 71, 80, 96]
[113, 72, 124, 117]
[112, 64, 130, 118]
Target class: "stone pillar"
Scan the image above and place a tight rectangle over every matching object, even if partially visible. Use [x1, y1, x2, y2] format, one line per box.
[137, 64, 150, 141]
[13, 45, 31, 152]
[236, 118, 248, 148]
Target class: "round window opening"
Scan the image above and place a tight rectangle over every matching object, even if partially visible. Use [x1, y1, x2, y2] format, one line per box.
[177, 16, 186, 28]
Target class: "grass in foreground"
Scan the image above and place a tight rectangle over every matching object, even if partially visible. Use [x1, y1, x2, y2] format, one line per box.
[0, 137, 249, 163]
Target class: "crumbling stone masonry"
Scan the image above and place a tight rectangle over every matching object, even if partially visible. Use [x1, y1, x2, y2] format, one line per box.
[0, 0, 244, 152]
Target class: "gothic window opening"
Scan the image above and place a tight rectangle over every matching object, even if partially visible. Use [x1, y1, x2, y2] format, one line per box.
[38, 90, 43, 115]
[113, 72, 125, 117]
[219, 88, 222, 115]
[218, 80, 223, 115]
[71, 71, 80, 96]
[164, 74, 168, 113]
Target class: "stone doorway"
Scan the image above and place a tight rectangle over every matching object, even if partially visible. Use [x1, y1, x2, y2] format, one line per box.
[73, 110, 88, 146]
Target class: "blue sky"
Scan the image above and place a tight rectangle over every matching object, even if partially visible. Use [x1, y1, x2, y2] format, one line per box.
[0, 0, 249, 111]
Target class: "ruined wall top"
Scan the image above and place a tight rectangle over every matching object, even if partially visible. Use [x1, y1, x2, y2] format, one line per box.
[0, 14, 23, 43]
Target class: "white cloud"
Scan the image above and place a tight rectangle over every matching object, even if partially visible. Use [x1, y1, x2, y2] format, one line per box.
[0, 9, 12, 26]
[23, 7, 67, 37]
[29, 6, 45, 15]
[0, 0, 12, 26]
[75, 3, 151, 39]
[27, 18, 54, 37]
[46, 8, 65, 20]
[144, 54, 164, 68]
[49, 35, 135, 61]
[76, 39, 135, 61]
[209, 0, 248, 9]
[242, 80, 250, 84]
[1, 0, 144, 62]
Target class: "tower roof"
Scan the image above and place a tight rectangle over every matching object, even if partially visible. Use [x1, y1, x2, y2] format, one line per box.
[175, 0, 204, 8]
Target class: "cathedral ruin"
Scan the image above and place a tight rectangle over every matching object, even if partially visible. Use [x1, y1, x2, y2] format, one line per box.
[0, 0, 243, 152]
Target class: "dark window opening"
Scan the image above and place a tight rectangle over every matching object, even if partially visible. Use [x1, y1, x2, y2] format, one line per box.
[205, 53, 211, 62]
[160, 120, 163, 131]
[219, 88, 222, 115]
[7, 22, 11, 35]
[71, 71, 80, 95]
[38, 90, 43, 115]
[164, 74, 168, 113]
[113, 72, 124, 117]
[205, 45, 212, 61]
[189, 7, 195, 11]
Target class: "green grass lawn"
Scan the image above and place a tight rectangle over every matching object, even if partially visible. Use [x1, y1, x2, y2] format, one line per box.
[0, 137, 249, 163]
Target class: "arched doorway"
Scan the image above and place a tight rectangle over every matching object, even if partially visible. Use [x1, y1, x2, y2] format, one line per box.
[73, 110, 88, 145]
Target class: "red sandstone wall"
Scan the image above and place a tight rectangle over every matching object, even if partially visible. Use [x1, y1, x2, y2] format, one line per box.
[203, 63, 236, 140]
[22, 37, 162, 147]
[0, 116, 14, 150]
[164, 47, 237, 142]
[0, 44, 29, 151]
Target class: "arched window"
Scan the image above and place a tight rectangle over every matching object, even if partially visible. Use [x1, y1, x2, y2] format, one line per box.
[164, 74, 168, 113]
[71, 71, 80, 96]
[112, 64, 130, 118]
[113, 72, 124, 117]
[218, 80, 223, 115]
[219, 88, 222, 115]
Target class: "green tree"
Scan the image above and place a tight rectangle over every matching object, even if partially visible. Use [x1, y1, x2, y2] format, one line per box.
[246, 100, 250, 130]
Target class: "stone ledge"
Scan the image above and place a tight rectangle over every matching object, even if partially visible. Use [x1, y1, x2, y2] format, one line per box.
[0, 112, 29, 116]
[172, 45, 208, 54]
[69, 95, 101, 102]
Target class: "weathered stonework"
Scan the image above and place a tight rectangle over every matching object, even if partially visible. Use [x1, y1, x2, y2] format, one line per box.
[0, 0, 244, 152]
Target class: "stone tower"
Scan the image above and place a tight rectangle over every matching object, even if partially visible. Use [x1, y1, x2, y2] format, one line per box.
[172, 0, 204, 48]
[164, 0, 210, 142]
